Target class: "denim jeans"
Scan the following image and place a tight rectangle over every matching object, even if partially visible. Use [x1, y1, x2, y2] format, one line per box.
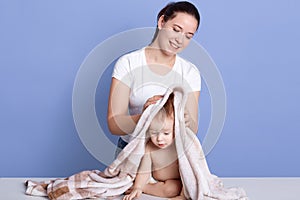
[114, 137, 128, 158]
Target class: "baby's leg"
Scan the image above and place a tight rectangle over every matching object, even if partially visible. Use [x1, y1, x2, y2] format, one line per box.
[143, 179, 182, 198]
[169, 187, 186, 200]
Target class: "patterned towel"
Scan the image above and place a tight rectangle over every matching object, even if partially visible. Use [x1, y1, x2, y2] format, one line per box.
[25, 85, 248, 200]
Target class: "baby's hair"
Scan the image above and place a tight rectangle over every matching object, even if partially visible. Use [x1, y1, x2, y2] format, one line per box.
[153, 92, 175, 123]
[162, 92, 174, 119]
[147, 93, 175, 137]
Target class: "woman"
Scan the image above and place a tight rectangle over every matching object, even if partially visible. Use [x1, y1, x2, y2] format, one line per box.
[107, 1, 201, 156]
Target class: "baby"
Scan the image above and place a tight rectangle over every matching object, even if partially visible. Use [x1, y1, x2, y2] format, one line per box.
[123, 93, 185, 200]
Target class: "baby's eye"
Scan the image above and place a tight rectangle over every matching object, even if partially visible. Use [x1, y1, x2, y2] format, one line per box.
[150, 131, 158, 135]
[164, 132, 171, 135]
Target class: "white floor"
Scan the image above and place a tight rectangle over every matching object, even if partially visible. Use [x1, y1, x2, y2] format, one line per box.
[0, 177, 299, 200]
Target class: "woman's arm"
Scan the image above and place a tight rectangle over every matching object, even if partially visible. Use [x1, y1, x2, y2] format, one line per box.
[184, 91, 200, 133]
[107, 78, 141, 135]
[107, 77, 163, 136]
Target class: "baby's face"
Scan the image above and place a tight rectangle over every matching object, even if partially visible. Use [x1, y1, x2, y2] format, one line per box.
[148, 116, 174, 149]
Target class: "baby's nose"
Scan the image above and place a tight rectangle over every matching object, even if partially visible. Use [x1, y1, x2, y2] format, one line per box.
[157, 133, 163, 141]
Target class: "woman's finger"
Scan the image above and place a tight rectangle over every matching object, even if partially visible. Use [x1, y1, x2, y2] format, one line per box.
[147, 95, 163, 104]
[143, 95, 163, 110]
[184, 112, 191, 127]
[151, 95, 164, 100]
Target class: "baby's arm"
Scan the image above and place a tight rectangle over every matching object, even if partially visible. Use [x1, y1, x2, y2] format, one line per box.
[123, 145, 152, 200]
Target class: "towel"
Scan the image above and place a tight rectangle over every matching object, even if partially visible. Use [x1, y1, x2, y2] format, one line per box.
[25, 85, 248, 200]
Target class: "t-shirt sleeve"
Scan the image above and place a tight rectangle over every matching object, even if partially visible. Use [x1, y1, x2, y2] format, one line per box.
[186, 63, 201, 92]
[111, 55, 131, 87]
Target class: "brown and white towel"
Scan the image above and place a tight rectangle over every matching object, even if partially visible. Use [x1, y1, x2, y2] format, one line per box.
[25, 85, 248, 200]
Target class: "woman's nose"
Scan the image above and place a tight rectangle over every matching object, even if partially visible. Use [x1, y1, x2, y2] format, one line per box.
[175, 33, 184, 44]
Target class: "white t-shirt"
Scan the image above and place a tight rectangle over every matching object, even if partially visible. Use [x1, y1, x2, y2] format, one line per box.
[112, 47, 201, 142]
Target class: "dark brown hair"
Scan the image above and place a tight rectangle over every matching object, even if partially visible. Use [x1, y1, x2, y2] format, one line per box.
[151, 1, 200, 43]
[157, 1, 200, 30]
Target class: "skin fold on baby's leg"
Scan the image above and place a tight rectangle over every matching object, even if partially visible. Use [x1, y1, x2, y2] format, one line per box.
[143, 179, 182, 198]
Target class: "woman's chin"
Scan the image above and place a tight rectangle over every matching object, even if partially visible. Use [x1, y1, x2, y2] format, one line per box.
[161, 48, 177, 56]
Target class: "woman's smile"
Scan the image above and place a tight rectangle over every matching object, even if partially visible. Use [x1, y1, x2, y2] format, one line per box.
[169, 41, 181, 50]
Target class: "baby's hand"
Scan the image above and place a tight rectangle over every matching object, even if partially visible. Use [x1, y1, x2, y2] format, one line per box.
[123, 187, 142, 200]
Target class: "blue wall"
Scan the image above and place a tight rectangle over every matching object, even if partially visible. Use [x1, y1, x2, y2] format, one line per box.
[1, 0, 299, 177]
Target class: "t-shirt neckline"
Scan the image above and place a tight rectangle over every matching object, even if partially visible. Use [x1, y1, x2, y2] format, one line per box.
[142, 47, 178, 77]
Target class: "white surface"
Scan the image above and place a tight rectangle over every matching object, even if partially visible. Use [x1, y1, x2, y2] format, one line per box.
[0, 177, 165, 200]
[0, 177, 300, 200]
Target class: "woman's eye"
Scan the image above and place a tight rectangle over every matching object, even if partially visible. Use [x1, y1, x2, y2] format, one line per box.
[185, 34, 193, 40]
[173, 27, 180, 32]
[164, 132, 171, 135]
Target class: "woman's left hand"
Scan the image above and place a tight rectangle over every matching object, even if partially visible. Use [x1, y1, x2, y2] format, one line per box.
[184, 110, 197, 133]
[184, 110, 191, 128]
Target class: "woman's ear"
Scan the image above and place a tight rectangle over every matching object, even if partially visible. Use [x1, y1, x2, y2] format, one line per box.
[157, 15, 165, 30]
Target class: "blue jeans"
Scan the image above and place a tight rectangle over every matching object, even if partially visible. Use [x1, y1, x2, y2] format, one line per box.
[114, 137, 128, 158]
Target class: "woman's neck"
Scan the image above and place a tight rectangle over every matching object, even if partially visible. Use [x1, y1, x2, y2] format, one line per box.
[145, 45, 176, 68]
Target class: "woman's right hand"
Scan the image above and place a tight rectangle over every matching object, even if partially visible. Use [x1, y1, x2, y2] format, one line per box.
[143, 95, 164, 111]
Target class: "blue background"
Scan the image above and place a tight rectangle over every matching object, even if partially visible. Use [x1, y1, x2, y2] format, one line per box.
[1, 0, 299, 177]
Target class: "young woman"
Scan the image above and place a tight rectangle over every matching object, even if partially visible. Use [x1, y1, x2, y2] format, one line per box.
[107, 1, 201, 156]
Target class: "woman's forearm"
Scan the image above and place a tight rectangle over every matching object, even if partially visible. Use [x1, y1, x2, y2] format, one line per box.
[185, 91, 200, 134]
[107, 114, 141, 135]
[189, 117, 198, 134]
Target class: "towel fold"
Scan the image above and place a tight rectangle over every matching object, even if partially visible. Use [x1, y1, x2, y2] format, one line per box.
[25, 85, 248, 200]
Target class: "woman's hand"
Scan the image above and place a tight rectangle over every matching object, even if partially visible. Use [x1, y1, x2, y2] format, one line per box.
[143, 95, 163, 111]
[184, 92, 200, 133]
[123, 187, 143, 200]
[184, 110, 191, 128]
[184, 109, 197, 133]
